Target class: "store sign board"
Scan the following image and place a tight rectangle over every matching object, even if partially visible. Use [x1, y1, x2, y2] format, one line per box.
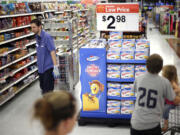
[96, 3, 140, 31]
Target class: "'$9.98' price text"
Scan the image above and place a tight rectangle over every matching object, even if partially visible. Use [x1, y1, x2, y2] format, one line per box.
[102, 15, 126, 29]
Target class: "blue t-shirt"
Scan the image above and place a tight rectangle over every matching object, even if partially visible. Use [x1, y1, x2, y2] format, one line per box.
[36, 30, 55, 73]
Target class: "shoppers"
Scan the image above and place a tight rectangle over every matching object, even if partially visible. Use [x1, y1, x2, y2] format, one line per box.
[30, 19, 60, 94]
[162, 65, 180, 132]
[130, 54, 180, 135]
[33, 91, 77, 135]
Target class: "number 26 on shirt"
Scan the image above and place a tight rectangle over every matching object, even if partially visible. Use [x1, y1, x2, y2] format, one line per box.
[138, 87, 158, 109]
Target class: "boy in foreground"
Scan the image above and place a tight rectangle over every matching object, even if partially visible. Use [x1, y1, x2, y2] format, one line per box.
[131, 54, 180, 135]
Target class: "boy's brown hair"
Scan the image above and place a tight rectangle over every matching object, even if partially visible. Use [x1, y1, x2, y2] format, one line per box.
[146, 54, 163, 74]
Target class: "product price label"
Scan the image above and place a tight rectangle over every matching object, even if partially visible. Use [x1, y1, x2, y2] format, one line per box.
[96, 3, 140, 31]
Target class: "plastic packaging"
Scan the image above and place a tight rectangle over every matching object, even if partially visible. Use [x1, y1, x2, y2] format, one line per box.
[107, 48, 121, 60]
[108, 39, 122, 48]
[109, 32, 123, 39]
[121, 48, 134, 60]
[135, 49, 149, 60]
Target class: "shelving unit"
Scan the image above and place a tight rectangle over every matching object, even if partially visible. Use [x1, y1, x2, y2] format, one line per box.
[0, 76, 39, 106]
[0, 33, 34, 46]
[0, 68, 38, 94]
[0, 1, 44, 105]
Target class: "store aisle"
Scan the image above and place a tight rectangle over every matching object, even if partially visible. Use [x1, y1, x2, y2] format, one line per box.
[0, 24, 180, 135]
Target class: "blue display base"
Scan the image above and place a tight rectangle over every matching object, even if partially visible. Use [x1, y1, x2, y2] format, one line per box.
[108, 96, 136, 100]
[107, 78, 135, 82]
[80, 111, 131, 119]
[107, 60, 147, 64]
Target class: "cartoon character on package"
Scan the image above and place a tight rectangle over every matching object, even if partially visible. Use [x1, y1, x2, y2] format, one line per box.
[82, 80, 104, 111]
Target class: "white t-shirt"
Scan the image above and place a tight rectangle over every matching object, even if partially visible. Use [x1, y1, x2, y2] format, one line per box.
[131, 72, 176, 130]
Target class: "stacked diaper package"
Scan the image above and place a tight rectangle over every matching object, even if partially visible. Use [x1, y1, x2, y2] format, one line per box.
[107, 32, 150, 61]
[107, 82, 135, 114]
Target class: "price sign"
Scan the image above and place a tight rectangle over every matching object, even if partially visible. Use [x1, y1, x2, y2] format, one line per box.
[96, 3, 140, 31]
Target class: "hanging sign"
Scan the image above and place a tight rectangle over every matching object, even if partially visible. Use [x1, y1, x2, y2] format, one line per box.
[96, 3, 140, 31]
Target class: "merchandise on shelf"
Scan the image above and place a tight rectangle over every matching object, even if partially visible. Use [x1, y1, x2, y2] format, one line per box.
[134, 48, 149, 60]
[120, 48, 134, 60]
[107, 64, 121, 79]
[107, 48, 121, 60]
[122, 39, 135, 48]
[121, 104, 134, 114]
[109, 32, 123, 39]
[121, 64, 134, 79]
[135, 65, 147, 78]
[108, 87, 121, 97]
[121, 100, 134, 106]
[108, 39, 122, 48]
[107, 100, 121, 114]
[107, 64, 121, 71]
[135, 39, 150, 49]
[107, 100, 121, 107]
[107, 82, 121, 89]
[121, 84, 134, 97]
[108, 82, 122, 97]
[107, 70, 121, 79]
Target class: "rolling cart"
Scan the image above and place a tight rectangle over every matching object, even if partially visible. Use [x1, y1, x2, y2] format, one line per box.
[163, 105, 180, 135]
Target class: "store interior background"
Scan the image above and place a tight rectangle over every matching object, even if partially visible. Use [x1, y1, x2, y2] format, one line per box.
[0, 0, 180, 135]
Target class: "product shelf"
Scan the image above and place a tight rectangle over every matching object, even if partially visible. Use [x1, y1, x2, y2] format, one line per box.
[0, 12, 44, 19]
[0, 25, 31, 34]
[0, 59, 37, 81]
[55, 11, 64, 14]
[0, 33, 35, 46]
[44, 10, 56, 13]
[0, 41, 36, 57]
[107, 78, 135, 82]
[0, 68, 38, 94]
[0, 48, 20, 57]
[107, 60, 147, 64]
[0, 76, 38, 106]
[0, 51, 36, 71]
[25, 41, 36, 47]
[107, 96, 136, 101]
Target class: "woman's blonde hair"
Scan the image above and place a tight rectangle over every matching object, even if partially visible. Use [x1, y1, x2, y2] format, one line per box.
[162, 65, 179, 84]
[33, 91, 76, 131]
